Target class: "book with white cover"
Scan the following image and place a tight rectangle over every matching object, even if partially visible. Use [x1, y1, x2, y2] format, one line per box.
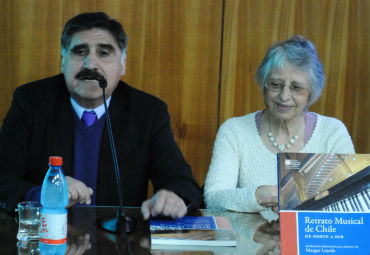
[278, 153, 370, 255]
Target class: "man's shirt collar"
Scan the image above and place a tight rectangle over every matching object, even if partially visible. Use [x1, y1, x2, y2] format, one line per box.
[70, 96, 111, 120]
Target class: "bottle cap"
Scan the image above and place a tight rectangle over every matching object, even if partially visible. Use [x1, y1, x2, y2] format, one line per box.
[49, 156, 63, 166]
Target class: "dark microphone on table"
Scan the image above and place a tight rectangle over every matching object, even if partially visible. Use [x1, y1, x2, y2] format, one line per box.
[76, 68, 136, 234]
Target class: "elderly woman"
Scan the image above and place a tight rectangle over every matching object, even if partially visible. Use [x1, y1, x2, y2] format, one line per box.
[204, 35, 355, 219]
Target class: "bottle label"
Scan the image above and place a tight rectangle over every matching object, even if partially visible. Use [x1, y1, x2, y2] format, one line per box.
[39, 212, 67, 244]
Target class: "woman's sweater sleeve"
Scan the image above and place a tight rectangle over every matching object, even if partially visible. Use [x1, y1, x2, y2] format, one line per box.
[204, 119, 266, 212]
[319, 116, 355, 154]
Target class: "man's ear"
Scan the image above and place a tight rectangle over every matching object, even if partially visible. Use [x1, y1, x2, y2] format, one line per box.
[120, 53, 126, 76]
[60, 50, 65, 73]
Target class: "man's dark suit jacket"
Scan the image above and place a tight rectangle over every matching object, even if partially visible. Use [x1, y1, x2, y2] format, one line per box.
[0, 74, 202, 212]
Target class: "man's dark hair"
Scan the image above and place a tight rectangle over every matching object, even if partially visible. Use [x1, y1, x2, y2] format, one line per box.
[61, 12, 127, 51]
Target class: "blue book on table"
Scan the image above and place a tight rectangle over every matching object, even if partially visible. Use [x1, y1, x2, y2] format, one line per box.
[150, 216, 237, 247]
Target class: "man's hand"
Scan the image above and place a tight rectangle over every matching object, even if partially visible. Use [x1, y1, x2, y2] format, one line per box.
[255, 185, 278, 208]
[141, 189, 187, 220]
[65, 176, 93, 207]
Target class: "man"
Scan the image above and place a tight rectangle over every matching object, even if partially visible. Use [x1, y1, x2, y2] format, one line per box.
[0, 12, 202, 219]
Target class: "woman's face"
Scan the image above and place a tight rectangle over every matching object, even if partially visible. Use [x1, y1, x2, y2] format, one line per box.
[264, 64, 310, 121]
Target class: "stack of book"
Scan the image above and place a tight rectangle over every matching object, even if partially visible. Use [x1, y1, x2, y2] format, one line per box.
[150, 215, 237, 251]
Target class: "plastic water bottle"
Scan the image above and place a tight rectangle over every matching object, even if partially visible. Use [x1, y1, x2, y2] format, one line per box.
[39, 156, 68, 255]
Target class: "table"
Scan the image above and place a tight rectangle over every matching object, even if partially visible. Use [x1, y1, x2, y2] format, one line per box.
[0, 206, 280, 254]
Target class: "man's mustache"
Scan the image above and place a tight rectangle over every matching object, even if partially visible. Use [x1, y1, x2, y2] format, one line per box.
[75, 68, 102, 81]
[75, 68, 107, 89]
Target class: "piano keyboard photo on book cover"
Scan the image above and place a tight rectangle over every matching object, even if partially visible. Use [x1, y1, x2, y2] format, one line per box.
[278, 153, 370, 212]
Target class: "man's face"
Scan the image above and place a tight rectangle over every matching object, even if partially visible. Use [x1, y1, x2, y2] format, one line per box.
[61, 28, 126, 108]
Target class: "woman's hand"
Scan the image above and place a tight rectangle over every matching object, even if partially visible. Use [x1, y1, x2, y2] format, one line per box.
[255, 185, 278, 208]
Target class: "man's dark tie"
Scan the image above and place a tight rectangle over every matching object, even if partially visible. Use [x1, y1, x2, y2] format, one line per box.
[82, 111, 97, 127]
